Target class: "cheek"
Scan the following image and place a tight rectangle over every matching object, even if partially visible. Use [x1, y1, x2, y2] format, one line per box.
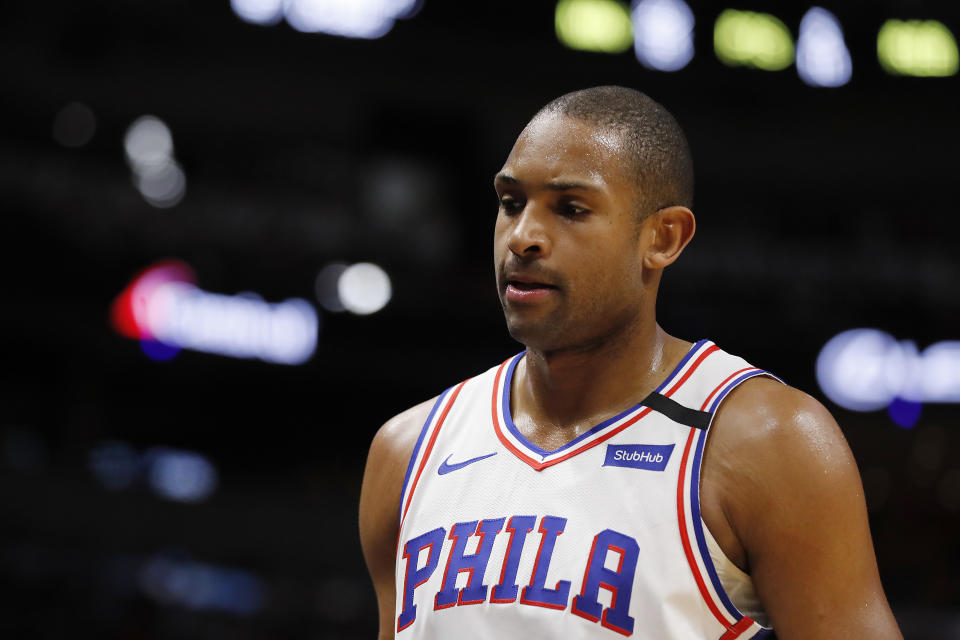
[493, 218, 506, 254]
[493, 214, 510, 244]
[570, 246, 642, 297]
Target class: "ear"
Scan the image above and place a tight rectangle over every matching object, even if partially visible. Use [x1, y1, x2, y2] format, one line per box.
[641, 206, 696, 269]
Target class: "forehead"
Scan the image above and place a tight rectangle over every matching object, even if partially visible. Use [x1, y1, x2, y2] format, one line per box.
[501, 113, 631, 188]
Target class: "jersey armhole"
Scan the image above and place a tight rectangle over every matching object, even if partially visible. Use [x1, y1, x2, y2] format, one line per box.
[684, 371, 783, 636]
[397, 387, 454, 524]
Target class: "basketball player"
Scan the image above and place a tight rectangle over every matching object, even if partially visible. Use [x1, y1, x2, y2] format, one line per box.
[359, 86, 902, 639]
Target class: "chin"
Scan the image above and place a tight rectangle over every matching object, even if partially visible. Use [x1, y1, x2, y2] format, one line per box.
[504, 316, 570, 352]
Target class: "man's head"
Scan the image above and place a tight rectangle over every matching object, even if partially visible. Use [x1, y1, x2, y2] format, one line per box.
[494, 86, 696, 353]
[539, 85, 694, 217]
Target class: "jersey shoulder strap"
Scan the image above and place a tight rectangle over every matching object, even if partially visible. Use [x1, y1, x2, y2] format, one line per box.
[640, 340, 782, 431]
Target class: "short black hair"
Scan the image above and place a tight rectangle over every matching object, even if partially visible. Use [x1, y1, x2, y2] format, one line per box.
[535, 86, 694, 215]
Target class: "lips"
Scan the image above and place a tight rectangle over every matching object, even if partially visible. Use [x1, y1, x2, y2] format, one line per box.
[503, 273, 558, 303]
[504, 270, 558, 289]
[506, 279, 556, 290]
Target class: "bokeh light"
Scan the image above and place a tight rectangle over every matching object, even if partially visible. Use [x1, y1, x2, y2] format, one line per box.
[631, 0, 694, 71]
[124, 116, 174, 171]
[337, 262, 392, 315]
[714, 9, 794, 71]
[878, 19, 959, 77]
[796, 7, 852, 87]
[89, 441, 140, 490]
[315, 262, 348, 312]
[230, 0, 284, 25]
[144, 447, 219, 503]
[139, 553, 265, 615]
[555, 0, 633, 54]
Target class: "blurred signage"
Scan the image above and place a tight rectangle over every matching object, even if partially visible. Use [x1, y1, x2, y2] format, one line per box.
[877, 19, 959, 77]
[555, 0, 633, 54]
[816, 328, 960, 412]
[111, 260, 318, 364]
[714, 9, 794, 71]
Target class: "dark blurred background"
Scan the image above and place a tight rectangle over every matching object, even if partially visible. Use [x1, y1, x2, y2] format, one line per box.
[2, 0, 959, 637]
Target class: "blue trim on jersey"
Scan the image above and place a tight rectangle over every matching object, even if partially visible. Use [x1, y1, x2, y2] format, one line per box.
[654, 338, 710, 393]
[501, 339, 710, 458]
[690, 428, 744, 622]
[707, 370, 770, 414]
[398, 386, 454, 523]
[749, 628, 775, 639]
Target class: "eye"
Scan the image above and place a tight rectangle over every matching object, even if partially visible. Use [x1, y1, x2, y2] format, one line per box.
[559, 201, 589, 218]
[499, 195, 524, 215]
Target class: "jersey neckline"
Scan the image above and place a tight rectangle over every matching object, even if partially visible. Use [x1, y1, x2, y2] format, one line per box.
[491, 339, 713, 470]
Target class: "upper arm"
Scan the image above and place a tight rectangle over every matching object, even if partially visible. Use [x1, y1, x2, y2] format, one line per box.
[709, 379, 901, 639]
[359, 398, 437, 640]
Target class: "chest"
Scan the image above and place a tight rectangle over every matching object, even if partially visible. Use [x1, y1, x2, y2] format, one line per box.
[396, 381, 707, 639]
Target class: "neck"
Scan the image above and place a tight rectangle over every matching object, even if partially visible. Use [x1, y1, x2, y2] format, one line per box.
[515, 320, 690, 432]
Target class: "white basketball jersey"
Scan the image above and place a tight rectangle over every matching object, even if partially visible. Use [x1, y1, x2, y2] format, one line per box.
[394, 340, 778, 639]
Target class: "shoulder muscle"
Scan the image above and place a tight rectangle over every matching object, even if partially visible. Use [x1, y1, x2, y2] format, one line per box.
[706, 377, 901, 639]
[359, 397, 438, 640]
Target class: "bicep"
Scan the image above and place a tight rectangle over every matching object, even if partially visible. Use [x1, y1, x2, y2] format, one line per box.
[718, 386, 901, 639]
[359, 428, 402, 639]
[359, 399, 436, 639]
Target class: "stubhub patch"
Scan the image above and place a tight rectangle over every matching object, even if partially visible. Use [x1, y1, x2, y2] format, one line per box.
[603, 443, 675, 471]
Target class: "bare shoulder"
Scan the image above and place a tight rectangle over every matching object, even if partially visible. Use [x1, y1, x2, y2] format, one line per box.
[711, 376, 853, 467]
[369, 397, 439, 469]
[706, 376, 862, 546]
[361, 396, 439, 532]
[359, 396, 440, 640]
[705, 376, 902, 638]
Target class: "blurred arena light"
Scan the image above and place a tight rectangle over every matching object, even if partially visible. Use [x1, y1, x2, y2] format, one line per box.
[124, 115, 187, 208]
[124, 116, 173, 171]
[816, 329, 960, 424]
[796, 7, 852, 87]
[714, 9, 794, 71]
[315, 262, 348, 312]
[89, 441, 140, 491]
[631, 0, 694, 71]
[555, 0, 633, 54]
[144, 447, 218, 503]
[877, 19, 959, 77]
[283, 0, 420, 39]
[887, 397, 922, 429]
[52, 102, 96, 148]
[139, 553, 265, 615]
[231, 0, 284, 25]
[337, 262, 392, 315]
[135, 159, 187, 208]
[111, 260, 319, 364]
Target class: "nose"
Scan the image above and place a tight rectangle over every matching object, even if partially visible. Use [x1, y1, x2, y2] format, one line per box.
[507, 203, 552, 259]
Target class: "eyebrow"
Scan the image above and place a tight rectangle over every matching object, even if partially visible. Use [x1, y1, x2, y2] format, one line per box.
[493, 173, 601, 192]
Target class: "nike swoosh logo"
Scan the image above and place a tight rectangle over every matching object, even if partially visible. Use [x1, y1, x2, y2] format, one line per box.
[438, 452, 497, 475]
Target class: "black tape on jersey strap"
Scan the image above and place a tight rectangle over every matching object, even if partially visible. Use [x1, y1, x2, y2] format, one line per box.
[639, 392, 712, 430]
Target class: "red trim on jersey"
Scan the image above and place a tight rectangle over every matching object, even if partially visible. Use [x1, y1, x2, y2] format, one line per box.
[519, 520, 568, 610]
[457, 521, 493, 606]
[666, 345, 720, 399]
[434, 526, 463, 611]
[719, 615, 756, 639]
[700, 367, 758, 411]
[398, 379, 469, 533]
[598, 544, 631, 636]
[570, 606, 600, 623]
[571, 534, 602, 622]
[491, 516, 534, 604]
[397, 538, 440, 632]
[492, 346, 719, 471]
[676, 427, 734, 629]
